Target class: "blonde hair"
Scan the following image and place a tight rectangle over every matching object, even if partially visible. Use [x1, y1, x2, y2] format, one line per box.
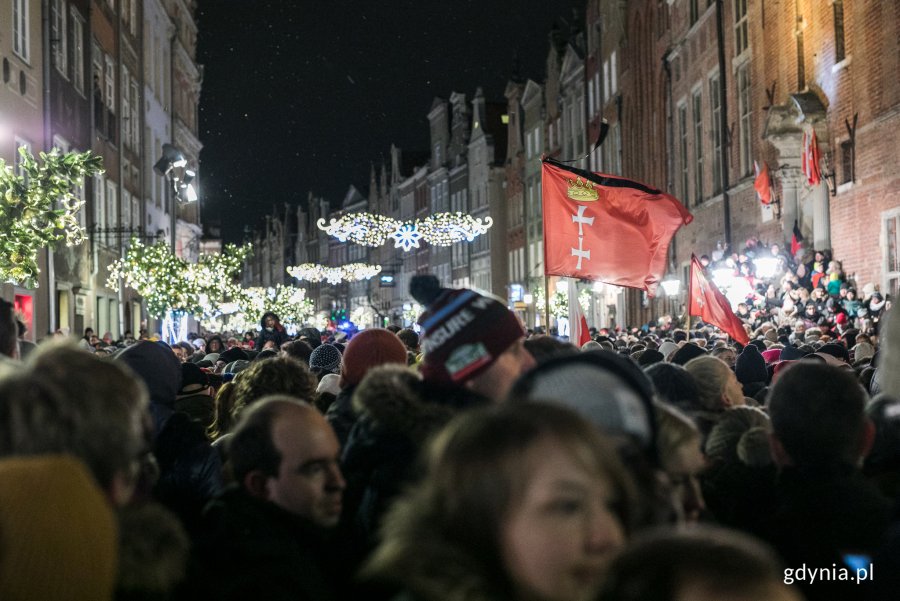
[684, 356, 733, 412]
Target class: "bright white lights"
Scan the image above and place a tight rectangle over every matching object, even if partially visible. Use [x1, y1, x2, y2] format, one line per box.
[287, 263, 382, 285]
[318, 211, 493, 251]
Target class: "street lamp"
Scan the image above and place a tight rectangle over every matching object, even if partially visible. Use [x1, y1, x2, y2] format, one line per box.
[154, 143, 195, 203]
[660, 276, 682, 297]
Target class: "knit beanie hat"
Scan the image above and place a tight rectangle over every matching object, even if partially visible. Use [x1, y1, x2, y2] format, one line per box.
[779, 344, 805, 361]
[853, 342, 875, 363]
[761, 348, 782, 365]
[340, 329, 408, 388]
[670, 342, 707, 366]
[309, 343, 343, 375]
[735, 344, 768, 384]
[411, 275, 525, 385]
[637, 348, 664, 367]
[0, 455, 117, 601]
[659, 341, 679, 360]
[509, 350, 658, 462]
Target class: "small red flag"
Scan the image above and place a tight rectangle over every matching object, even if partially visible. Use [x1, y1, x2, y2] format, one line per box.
[541, 159, 693, 297]
[567, 278, 592, 347]
[689, 255, 750, 345]
[754, 161, 773, 205]
[802, 130, 822, 186]
[791, 220, 804, 257]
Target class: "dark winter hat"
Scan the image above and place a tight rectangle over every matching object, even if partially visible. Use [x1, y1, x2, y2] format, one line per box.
[309, 343, 342, 375]
[411, 275, 525, 385]
[218, 347, 249, 364]
[748, 339, 768, 353]
[180, 362, 209, 393]
[670, 343, 707, 366]
[636, 349, 664, 367]
[779, 344, 806, 361]
[340, 329, 408, 388]
[735, 344, 768, 385]
[818, 342, 850, 364]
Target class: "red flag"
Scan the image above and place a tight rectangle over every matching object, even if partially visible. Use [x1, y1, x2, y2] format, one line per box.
[790, 220, 803, 257]
[689, 255, 750, 345]
[541, 159, 693, 297]
[754, 160, 772, 205]
[802, 130, 822, 186]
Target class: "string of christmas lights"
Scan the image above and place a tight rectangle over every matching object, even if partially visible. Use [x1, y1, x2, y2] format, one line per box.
[317, 211, 493, 251]
[108, 240, 251, 318]
[287, 262, 382, 285]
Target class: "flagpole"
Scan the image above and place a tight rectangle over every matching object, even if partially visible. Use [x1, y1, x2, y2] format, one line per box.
[686, 256, 694, 335]
[544, 273, 551, 336]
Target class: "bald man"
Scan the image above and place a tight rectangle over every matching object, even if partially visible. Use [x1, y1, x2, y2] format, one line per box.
[190, 397, 346, 600]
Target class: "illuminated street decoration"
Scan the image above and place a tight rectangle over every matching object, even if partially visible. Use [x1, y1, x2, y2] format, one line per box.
[317, 211, 493, 251]
[202, 284, 315, 334]
[390, 223, 423, 251]
[287, 262, 382, 285]
[108, 240, 250, 318]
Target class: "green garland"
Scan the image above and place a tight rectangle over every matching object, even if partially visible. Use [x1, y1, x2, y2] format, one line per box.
[0, 147, 103, 288]
[108, 240, 251, 318]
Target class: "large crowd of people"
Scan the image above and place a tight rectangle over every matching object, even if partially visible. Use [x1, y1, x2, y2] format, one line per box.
[0, 243, 898, 601]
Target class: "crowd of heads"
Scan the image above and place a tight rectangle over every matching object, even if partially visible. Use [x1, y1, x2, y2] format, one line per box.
[1, 266, 899, 601]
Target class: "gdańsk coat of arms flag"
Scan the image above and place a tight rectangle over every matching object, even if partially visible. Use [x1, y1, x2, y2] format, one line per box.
[540, 158, 693, 297]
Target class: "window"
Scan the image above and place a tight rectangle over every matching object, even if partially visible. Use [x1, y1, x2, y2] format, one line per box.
[71, 10, 85, 93]
[122, 66, 132, 148]
[692, 89, 704, 204]
[833, 1, 846, 63]
[130, 80, 140, 145]
[885, 212, 900, 300]
[104, 55, 115, 111]
[610, 51, 617, 95]
[690, 0, 699, 25]
[603, 60, 610, 104]
[679, 103, 689, 201]
[734, 0, 749, 55]
[13, 0, 30, 62]
[709, 73, 722, 194]
[106, 180, 117, 235]
[122, 189, 132, 230]
[94, 174, 105, 232]
[840, 139, 854, 185]
[51, 0, 68, 76]
[737, 64, 752, 176]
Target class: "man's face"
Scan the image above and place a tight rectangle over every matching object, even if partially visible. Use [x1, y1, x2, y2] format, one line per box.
[467, 338, 536, 402]
[265, 407, 345, 527]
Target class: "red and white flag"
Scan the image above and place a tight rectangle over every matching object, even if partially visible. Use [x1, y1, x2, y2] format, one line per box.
[689, 254, 750, 345]
[566, 278, 591, 347]
[541, 159, 692, 297]
[801, 130, 822, 186]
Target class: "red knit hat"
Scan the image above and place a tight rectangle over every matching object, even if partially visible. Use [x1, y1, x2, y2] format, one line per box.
[340, 328, 408, 388]
[411, 275, 525, 385]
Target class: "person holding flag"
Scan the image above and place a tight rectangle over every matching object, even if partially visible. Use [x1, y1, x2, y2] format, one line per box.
[688, 254, 750, 345]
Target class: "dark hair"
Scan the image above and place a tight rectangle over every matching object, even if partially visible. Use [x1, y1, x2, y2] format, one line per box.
[230, 356, 318, 422]
[522, 334, 579, 362]
[395, 328, 419, 351]
[280, 340, 313, 365]
[0, 299, 18, 358]
[599, 526, 786, 601]
[229, 396, 307, 484]
[767, 362, 867, 467]
[644, 362, 699, 412]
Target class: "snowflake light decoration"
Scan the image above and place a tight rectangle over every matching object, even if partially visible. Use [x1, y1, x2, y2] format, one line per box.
[390, 223, 424, 251]
[287, 262, 382, 285]
[317, 211, 493, 251]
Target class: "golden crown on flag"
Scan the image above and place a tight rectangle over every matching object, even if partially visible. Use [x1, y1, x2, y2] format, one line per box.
[566, 177, 599, 202]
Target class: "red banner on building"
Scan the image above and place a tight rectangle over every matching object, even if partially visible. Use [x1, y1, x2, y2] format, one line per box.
[689, 254, 750, 345]
[541, 159, 692, 297]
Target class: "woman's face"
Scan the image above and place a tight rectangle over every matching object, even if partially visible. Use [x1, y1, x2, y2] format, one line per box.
[501, 437, 625, 601]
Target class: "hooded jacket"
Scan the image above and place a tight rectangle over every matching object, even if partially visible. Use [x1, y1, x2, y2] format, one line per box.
[255, 312, 289, 350]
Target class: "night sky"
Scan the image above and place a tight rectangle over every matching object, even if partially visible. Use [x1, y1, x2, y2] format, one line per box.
[197, 1, 585, 244]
